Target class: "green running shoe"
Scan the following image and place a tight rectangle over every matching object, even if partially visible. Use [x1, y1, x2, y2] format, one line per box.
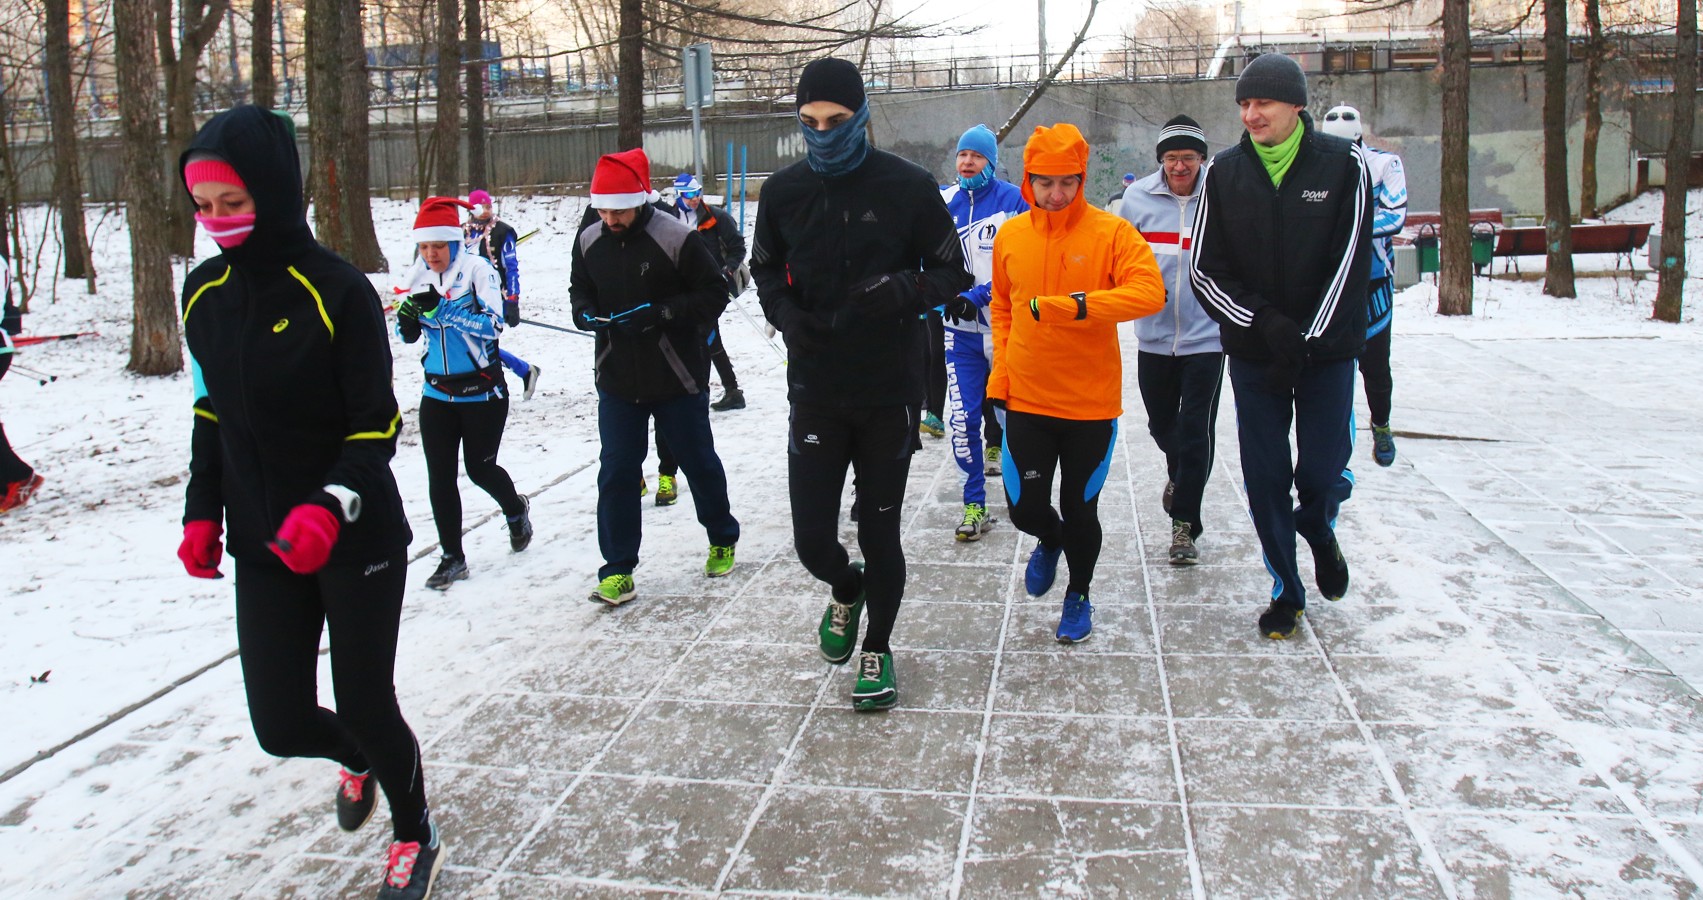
[589, 573, 637, 606]
[705, 544, 736, 577]
[656, 474, 679, 506]
[919, 412, 945, 438]
[852, 651, 898, 711]
[818, 563, 865, 664]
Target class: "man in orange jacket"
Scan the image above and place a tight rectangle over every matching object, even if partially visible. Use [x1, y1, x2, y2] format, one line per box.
[989, 123, 1167, 643]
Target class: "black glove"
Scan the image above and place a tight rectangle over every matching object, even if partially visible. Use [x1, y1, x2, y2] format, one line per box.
[407, 285, 442, 315]
[503, 298, 520, 328]
[1254, 306, 1308, 392]
[944, 293, 979, 326]
[611, 302, 673, 335]
[849, 272, 922, 320]
[576, 309, 610, 331]
[777, 305, 831, 355]
[989, 397, 1007, 411]
[397, 315, 422, 343]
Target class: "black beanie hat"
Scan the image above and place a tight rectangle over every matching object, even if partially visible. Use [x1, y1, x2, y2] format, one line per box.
[1155, 115, 1208, 161]
[1236, 53, 1308, 107]
[796, 57, 866, 111]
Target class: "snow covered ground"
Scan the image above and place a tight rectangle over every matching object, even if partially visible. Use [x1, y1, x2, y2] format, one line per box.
[0, 191, 1699, 897]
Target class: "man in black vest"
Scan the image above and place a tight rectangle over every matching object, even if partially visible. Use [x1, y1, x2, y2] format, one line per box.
[1189, 53, 1371, 640]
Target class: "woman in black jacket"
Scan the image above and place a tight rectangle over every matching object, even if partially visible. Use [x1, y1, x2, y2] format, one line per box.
[174, 106, 444, 900]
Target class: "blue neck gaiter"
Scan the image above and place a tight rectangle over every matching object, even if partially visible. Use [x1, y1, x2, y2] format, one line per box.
[801, 102, 871, 177]
[958, 167, 995, 193]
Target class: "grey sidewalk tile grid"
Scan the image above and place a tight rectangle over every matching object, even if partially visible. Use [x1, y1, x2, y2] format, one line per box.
[10, 334, 1703, 898]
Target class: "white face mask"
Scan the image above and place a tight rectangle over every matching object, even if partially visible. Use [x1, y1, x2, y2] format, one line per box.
[1321, 105, 1363, 141]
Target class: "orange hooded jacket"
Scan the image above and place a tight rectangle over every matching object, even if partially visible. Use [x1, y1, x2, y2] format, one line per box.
[988, 123, 1165, 421]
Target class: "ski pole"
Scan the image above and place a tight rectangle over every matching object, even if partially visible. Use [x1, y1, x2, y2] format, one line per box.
[9, 363, 56, 385]
[727, 291, 787, 363]
[516, 228, 541, 245]
[518, 316, 596, 338]
[11, 331, 99, 347]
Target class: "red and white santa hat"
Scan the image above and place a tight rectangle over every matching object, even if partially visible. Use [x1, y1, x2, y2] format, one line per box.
[413, 196, 473, 243]
[590, 148, 654, 210]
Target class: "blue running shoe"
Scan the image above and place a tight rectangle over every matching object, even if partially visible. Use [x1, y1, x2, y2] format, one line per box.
[1056, 591, 1093, 643]
[1372, 425, 1397, 467]
[1025, 540, 1062, 596]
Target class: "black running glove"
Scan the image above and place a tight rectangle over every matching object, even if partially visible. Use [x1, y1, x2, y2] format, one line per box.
[1254, 306, 1307, 392]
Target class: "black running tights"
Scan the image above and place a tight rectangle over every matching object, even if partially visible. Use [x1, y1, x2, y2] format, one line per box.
[1002, 410, 1117, 596]
[420, 396, 524, 558]
[234, 553, 430, 842]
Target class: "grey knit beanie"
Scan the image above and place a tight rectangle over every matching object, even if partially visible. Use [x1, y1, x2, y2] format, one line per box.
[1236, 53, 1308, 107]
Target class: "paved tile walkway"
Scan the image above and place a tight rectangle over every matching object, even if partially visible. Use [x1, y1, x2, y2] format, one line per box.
[3, 332, 1702, 898]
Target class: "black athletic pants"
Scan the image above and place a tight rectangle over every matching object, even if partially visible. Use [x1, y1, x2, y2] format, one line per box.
[788, 403, 919, 655]
[1136, 351, 1224, 536]
[1358, 323, 1393, 428]
[234, 552, 430, 842]
[420, 395, 524, 559]
[925, 313, 946, 419]
[0, 421, 30, 484]
[709, 329, 739, 392]
[0, 356, 31, 483]
[1002, 410, 1118, 596]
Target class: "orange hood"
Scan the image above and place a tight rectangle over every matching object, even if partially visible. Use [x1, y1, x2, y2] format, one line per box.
[1020, 123, 1091, 232]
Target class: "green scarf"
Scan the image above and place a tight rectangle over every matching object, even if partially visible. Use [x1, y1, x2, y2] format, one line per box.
[1252, 121, 1305, 188]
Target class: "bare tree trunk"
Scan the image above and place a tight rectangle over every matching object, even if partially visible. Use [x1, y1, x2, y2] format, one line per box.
[1653, 0, 1696, 322]
[45, 0, 92, 279]
[434, 0, 460, 195]
[157, 0, 232, 258]
[1579, 0, 1603, 218]
[253, 0, 276, 107]
[465, 0, 487, 190]
[1542, 0, 1576, 297]
[995, 0, 1099, 143]
[617, 0, 643, 149]
[305, 0, 347, 254]
[339, 0, 387, 271]
[115, 0, 181, 376]
[1437, 0, 1474, 316]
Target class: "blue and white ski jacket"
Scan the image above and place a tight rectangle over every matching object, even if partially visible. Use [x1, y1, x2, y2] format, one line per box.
[395, 247, 508, 403]
[940, 177, 1029, 335]
[1365, 145, 1407, 336]
[1119, 168, 1222, 357]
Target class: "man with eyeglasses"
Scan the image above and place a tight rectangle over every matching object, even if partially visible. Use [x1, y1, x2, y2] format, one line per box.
[1118, 115, 1224, 565]
[1189, 53, 1371, 641]
[1321, 105, 1407, 467]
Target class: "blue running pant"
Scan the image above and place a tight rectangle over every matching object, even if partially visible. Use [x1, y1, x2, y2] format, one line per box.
[1227, 357, 1355, 608]
[499, 347, 531, 379]
[945, 327, 1003, 506]
[597, 390, 739, 578]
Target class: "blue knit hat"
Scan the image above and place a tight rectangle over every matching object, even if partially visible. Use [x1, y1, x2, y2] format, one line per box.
[956, 124, 999, 171]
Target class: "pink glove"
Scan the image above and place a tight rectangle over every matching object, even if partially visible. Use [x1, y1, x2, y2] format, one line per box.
[178, 520, 225, 578]
[269, 504, 342, 574]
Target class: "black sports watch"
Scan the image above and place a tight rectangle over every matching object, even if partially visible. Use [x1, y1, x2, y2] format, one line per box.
[1070, 292, 1088, 320]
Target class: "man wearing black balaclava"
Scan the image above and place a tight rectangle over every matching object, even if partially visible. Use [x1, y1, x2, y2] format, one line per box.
[752, 57, 969, 712]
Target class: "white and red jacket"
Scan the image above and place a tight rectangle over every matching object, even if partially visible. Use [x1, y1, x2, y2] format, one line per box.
[1118, 168, 1221, 356]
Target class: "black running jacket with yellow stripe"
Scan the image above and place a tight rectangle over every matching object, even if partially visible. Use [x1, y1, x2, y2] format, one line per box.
[178, 105, 411, 565]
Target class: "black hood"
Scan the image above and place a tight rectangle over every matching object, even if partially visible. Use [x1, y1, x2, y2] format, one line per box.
[179, 105, 317, 268]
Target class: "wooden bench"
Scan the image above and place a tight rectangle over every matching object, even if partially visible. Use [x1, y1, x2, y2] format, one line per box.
[1482, 222, 1654, 275]
[1404, 208, 1504, 232]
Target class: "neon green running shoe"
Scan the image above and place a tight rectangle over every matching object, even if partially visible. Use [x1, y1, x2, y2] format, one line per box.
[589, 574, 637, 606]
[705, 544, 735, 577]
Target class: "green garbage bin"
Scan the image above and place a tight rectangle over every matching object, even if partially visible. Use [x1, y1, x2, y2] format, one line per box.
[1470, 224, 1496, 275]
[1416, 226, 1440, 274]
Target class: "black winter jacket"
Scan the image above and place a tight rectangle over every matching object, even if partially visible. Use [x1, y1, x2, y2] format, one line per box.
[751, 149, 969, 408]
[1189, 112, 1371, 364]
[179, 105, 411, 565]
[569, 205, 729, 404]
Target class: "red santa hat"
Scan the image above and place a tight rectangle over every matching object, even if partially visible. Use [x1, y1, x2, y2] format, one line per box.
[413, 196, 472, 243]
[590, 148, 654, 210]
